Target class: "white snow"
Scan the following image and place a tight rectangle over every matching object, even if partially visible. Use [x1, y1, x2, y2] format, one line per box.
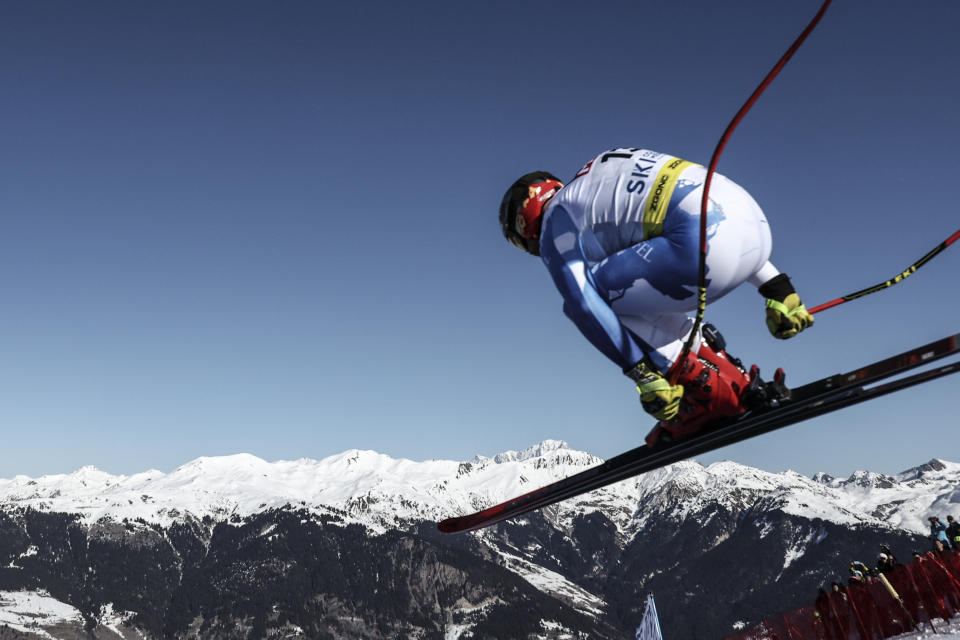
[442, 600, 498, 640]
[485, 541, 606, 617]
[1, 444, 956, 544]
[536, 618, 582, 639]
[887, 616, 960, 639]
[98, 602, 137, 636]
[0, 443, 957, 637]
[0, 590, 84, 639]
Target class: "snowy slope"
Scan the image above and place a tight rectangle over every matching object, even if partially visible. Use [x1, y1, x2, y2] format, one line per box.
[1, 440, 956, 539]
[890, 618, 960, 639]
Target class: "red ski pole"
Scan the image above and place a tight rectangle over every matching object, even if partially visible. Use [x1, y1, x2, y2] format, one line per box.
[675, 0, 833, 380]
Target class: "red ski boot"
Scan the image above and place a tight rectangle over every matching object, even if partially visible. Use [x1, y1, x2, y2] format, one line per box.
[644, 324, 781, 447]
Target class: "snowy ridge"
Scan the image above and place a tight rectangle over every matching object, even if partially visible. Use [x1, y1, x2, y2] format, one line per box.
[0, 442, 956, 537]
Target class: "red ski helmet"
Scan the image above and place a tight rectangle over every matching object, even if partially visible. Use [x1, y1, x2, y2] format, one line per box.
[499, 171, 563, 256]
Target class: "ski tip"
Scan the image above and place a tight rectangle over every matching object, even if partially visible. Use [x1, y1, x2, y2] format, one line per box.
[436, 518, 462, 534]
[438, 512, 497, 534]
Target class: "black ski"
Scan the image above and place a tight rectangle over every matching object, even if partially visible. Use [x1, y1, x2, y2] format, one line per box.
[438, 334, 959, 534]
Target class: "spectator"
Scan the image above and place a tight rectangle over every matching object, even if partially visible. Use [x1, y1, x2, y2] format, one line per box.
[911, 550, 924, 563]
[946, 515, 960, 551]
[848, 565, 866, 587]
[880, 544, 899, 564]
[815, 587, 829, 609]
[929, 516, 951, 549]
[876, 552, 900, 574]
[850, 560, 872, 579]
[830, 581, 847, 601]
[816, 588, 845, 640]
[933, 539, 952, 557]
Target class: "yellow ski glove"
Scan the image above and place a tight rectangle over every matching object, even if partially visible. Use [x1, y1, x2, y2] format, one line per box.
[625, 361, 684, 421]
[759, 274, 814, 340]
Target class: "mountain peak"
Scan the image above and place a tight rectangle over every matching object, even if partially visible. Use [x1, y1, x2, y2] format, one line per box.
[811, 472, 835, 484]
[518, 439, 571, 460]
[837, 469, 897, 489]
[176, 453, 269, 470]
[897, 458, 952, 481]
[470, 439, 572, 465]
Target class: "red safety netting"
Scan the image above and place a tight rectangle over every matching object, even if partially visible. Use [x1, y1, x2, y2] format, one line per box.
[724, 551, 960, 640]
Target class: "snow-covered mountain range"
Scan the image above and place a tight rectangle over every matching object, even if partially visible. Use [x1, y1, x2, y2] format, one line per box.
[2, 440, 955, 537]
[0, 441, 956, 639]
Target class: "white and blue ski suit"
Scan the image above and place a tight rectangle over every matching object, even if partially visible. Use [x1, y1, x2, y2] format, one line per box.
[539, 148, 780, 374]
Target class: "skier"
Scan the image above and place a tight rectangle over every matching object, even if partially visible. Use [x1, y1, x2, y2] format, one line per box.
[499, 148, 813, 441]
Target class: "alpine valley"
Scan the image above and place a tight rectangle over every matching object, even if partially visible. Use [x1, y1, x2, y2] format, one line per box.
[0, 441, 955, 639]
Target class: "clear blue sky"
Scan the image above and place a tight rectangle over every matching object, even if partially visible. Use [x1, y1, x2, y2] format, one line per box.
[1, 1, 957, 479]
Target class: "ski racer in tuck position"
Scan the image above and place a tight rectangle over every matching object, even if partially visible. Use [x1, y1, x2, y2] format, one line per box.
[499, 148, 814, 445]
